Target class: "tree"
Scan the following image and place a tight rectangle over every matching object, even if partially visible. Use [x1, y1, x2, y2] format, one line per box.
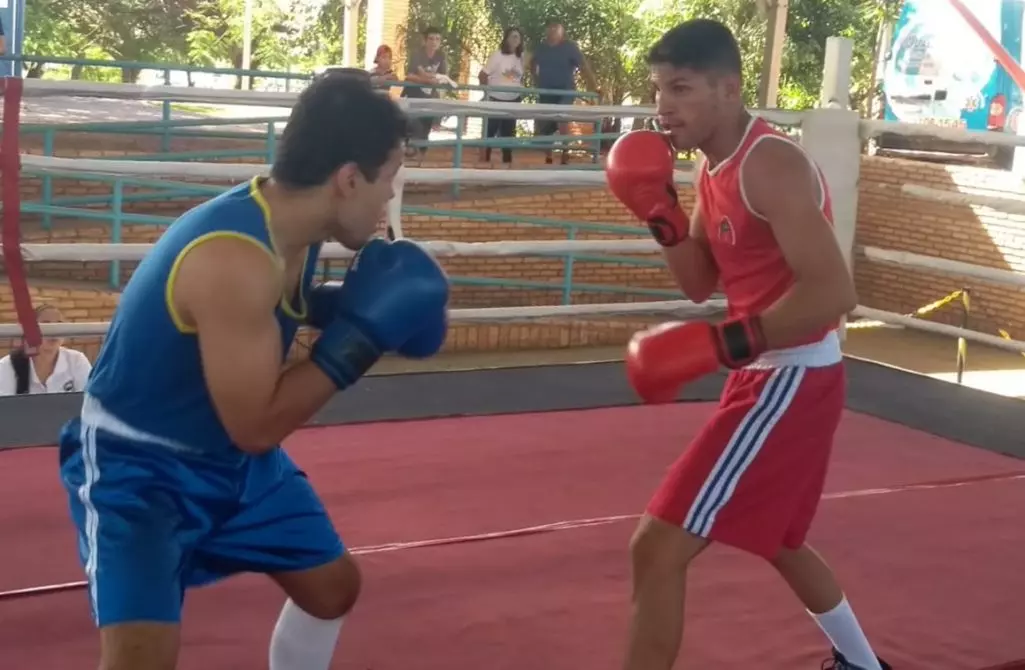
[22, 0, 100, 78]
[186, 0, 292, 87]
[404, 0, 498, 83]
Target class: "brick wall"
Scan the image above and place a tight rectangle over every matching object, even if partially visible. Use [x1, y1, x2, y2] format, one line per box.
[9, 130, 1025, 358]
[855, 156, 1025, 337]
[0, 282, 656, 361]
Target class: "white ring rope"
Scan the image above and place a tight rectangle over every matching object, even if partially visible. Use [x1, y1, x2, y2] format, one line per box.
[861, 246, 1025, 288]
[0, 300, 728, 338]
[5, 97, 1025, 358]
[16, 239, 1025, 293]
[19, 155, 695, 186]
[12, 79, 806, 126]
[877, 182, 1025, 216]
[3, 302, 1024, 355]
[851, 307, 1025, 354]
[19, 240, 662, 262]
[860, 118, 1025, 149]
[17, 78, 1025, 145]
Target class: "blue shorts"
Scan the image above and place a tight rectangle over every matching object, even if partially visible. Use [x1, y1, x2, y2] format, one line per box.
[58, 418, 345, 627]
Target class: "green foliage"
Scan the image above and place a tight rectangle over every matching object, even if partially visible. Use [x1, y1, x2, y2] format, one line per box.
[24, 0, 905, 111]
[404, 0, 499, 83]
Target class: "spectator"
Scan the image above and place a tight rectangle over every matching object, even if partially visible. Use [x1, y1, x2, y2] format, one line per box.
[0, 305, 92, 396]
[0, 16, 5, 56]
[402, 26, 453, 158]
[478, 27, 527, 164]
[370, 44, 398, 89]
[530, 21, 598, 164]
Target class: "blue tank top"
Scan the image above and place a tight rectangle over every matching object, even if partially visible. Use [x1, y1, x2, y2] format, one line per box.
[83, 177, 322, 461]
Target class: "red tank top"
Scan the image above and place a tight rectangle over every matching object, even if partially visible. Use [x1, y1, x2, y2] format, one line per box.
[697, 117, 837, 348]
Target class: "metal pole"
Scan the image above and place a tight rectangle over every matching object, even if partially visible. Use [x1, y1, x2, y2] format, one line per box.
[757, 0, 789, 108]
[242, 0, 253, 90]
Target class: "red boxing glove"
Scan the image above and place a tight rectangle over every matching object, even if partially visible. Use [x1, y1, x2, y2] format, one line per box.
[605, 130, 689, 247]
[625, 316, 767, 403]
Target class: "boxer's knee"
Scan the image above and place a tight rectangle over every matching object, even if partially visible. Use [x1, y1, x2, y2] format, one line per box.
[272, 554, 362, 620]
[629, 514, 708, 582]
[100, 622, 180, 670]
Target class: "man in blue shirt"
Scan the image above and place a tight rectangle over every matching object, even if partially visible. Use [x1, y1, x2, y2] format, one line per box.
[530, 21, 598, 164]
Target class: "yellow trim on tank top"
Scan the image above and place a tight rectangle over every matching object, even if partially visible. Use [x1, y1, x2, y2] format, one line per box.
[165, 230, 280, 334]
[248, 176, 309, 322]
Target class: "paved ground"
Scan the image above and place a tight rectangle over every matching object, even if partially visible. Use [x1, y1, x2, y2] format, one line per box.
[11, 96, 288, 129]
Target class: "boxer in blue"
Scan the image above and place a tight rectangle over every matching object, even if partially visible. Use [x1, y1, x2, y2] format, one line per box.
[57, 72, 448, 670]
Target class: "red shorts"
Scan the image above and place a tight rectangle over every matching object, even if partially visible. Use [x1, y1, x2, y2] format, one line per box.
[647, 362, 845, 559]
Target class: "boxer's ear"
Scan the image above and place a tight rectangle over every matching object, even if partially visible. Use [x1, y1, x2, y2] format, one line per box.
[331, 162, 362, 199]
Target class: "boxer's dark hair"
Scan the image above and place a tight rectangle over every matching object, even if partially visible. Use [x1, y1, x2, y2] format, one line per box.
[646, 19, 743, 77]
[271, 71, 409, 188]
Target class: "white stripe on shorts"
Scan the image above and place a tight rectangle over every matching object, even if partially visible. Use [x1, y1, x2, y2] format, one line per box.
[683, 366, 805, 537]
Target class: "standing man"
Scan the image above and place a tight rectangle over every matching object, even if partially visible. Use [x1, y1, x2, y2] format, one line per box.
[605, 19, 890, 670]
[530, 21, 598, 164]
[402, 26, 452, 158]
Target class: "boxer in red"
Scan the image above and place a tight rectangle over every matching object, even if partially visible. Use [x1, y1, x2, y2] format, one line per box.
[605, 20, 891, 670]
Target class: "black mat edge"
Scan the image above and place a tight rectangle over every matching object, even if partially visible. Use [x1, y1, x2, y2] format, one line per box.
[1, 357, 1022, 460]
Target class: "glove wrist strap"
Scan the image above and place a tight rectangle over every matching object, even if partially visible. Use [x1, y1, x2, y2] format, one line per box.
[647, 187, 688, 248]
[714, 316, 766, 368]
[310, 319, 382, 390]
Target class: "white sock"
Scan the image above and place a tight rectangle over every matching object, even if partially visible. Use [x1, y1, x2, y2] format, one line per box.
[811, 597, 881, 670]
[269, 599, 344, 670]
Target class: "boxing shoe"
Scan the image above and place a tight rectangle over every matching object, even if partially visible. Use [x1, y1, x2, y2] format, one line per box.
[821, 648, 892, 670]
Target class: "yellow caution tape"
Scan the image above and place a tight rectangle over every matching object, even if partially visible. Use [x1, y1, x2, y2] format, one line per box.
[998, 329, 1025, 358]
[847, 289, 964, 330]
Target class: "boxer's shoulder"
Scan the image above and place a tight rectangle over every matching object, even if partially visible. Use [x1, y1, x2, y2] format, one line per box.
[740, 136, 822, 213]
[168, 232, 283, 334]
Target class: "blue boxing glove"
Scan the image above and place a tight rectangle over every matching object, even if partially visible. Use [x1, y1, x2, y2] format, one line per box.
[309, 238, 449, 389]
[398, 310, 449, 358]
[306, 281, 343, 330]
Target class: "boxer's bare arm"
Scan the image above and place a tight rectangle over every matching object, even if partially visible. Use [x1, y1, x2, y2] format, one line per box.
[660, 199, 720, 303]
[741, 138, 857, 348]
[171, 238, 337, 452]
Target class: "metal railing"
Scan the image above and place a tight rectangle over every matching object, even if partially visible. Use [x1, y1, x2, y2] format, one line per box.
[9, 57, 659, 302]
[18, 171, 668, 301]
[12, 55, 605, 187]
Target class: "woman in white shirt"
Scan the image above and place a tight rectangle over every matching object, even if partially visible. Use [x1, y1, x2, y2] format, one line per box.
[478, 27, 526, 164]
[0, 304, 92, 396]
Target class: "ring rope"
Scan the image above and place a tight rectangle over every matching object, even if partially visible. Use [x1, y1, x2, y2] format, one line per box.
[0, 77, 41, 354]
[0, 300, 729, 338]
[18, 240, 662, 262]
[14, 78, 1025, 148]
[11, 79, 806, 127]
[846, 289, 964, 330]
[18, 155, 696, 186]
[4, 83, 1025, 362]
[876, 182, 1025, 217]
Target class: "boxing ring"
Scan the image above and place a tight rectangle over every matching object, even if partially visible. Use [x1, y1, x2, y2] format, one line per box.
[3, 69, 1025, 669]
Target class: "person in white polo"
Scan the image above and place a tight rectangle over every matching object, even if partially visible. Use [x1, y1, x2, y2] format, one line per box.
[0, 304, 92, 396]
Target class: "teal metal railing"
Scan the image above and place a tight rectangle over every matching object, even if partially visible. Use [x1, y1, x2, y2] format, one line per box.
[11, 57, 665, 301]
[19, 171, 668, 299]
[11, 56, 608, 195]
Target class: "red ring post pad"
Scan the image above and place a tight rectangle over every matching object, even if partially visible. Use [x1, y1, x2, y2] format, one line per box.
[0, 77, 42, 355]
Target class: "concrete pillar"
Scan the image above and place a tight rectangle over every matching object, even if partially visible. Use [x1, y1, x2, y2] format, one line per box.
[365, 0, 411, 74]
[802, 37, 859, 339]
[342, 0, 360, 68]
[820, 37, 853, 109]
